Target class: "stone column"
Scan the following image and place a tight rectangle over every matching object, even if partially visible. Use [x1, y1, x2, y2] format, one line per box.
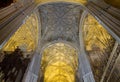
[22, 9, 42, 81]
[100, 42, 120, 82]
[78, 11, 95, 82]
[0, 4, 36, 48]
[86, 1, 120, 44]
[91, 0, 120, 20]
[22, 52, 41, 82]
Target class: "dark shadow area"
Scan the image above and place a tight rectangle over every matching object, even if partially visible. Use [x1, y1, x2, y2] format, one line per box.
[0, 47, 31, 82]
[0, 0, 14, 9]
[104, 0, 120, 9]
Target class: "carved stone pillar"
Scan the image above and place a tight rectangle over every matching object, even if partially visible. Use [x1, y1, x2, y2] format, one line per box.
[100, 42, 120, 82]
[78, 11, 95, 82]
[91, 0, 120, 20]
[22, 52, 41, 82]
[0, 4, 36, 48]
[86, 1, 120, 44]
[22, 8, 41, 82]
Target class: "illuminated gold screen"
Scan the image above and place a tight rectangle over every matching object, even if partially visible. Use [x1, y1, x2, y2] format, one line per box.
[83, 14, 114, 51]
[41, 43, 78, 82]
[2, 13, 38, 52]
[83, 14, 115, 81]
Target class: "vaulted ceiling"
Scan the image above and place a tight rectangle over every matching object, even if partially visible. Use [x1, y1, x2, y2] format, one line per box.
[39, 2, 83, 48]
[2, 13, 39, 52]
[0, 1, 120, 82]
[41, 43, 78, 82]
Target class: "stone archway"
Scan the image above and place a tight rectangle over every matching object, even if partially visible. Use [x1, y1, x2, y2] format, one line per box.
[40, 42, 78, 82]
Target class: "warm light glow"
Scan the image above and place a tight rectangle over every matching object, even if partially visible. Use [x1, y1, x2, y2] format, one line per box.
[35, 0, 87, 5]
[2, 13, 39, 51]
[104, 0, 120, 9]
[83, 14, 114, 51]
[83, 15, 115, 82]
[41, 43, 78, 82]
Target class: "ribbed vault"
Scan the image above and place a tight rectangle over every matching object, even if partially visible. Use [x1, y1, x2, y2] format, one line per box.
[0, 1, 120, 82]
[41, 42, 78, 82]
[2, 13, 39, 52]
[39, 2, 83, 48]
[38, 3, 82, 82]
[83, 14, 115, 82]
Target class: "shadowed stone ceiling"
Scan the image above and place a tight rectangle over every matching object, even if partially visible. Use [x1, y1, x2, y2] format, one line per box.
[39, 2, 83, 47]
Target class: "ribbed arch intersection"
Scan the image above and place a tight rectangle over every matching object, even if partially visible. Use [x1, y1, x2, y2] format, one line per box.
[1, 13, 39, 52]
[41, 42, 78, 82]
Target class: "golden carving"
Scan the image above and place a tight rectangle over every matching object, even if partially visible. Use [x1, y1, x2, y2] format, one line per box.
[41, 43, 78, 82]
[83, 14, 115, 82]
[2, 13, 38, 52]
[83, 15, 114, 51]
